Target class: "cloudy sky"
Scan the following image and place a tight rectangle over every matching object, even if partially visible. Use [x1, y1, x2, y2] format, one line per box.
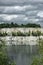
[0, 0, 43, 27]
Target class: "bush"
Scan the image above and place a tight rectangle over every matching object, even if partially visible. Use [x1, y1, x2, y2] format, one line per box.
[31, 39, 43, 65]
[12, 31, 30, 36]
[0, 40, 16, 65]
[0, 32, 7, 36]
[12, 32, 17, 36]
[17, 31, 26, 36]
[32, 30, 41, 36]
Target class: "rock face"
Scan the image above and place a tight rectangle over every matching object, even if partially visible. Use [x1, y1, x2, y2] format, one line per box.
[0, 28, 43, 33]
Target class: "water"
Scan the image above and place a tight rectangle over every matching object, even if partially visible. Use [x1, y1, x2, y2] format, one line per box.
[0, 36, 41, 65]
[7, 45, 39, 65]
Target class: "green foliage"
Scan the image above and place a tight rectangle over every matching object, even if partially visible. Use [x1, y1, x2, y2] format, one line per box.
[32, 30, 41, 36]
[25, 31, 30, 36]
[17, 31, 25, 36]
[36, 30, 41, 36]
[0, 31, 42, 36]
[10, 61, 16, 65]
[31, 39, 43, 65]
[31, 57, 43, 65]
[41, 33, 43, 36]
[0, 40, 16, 65]
[12, 32, 17, 36]
[0, 22, 41, 28]
[32, 31, 38, 36]
[12, 31, 30, 36]
[25, 23, 41, 28]
[0, 40, 9, 65]
[0, 32, 7, 36]
[38, 39, 43, 54]
[31, 58, 39, 65]
[0, 30, 43, 36]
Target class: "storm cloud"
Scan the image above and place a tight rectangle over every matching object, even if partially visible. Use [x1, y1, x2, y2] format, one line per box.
[0, 0, 43, 27]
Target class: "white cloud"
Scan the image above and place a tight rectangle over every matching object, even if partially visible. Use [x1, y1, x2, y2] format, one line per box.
[0, 22, 4, 24]
[23, 17, 28, 21]
[0, 14, 26, 21]
[28, 18, 39, 23]
[0, 14, 18, 21]
[0, 14, 40, 25]
[37, 11, 43, 17]
[0, 5, 37, 13]
[31, 0, 43, 2]
[25, 11, 38, 16]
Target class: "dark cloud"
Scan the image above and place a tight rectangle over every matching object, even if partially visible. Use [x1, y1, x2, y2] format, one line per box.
[0, 0, 43, 27]
[0, 0, 43, 6]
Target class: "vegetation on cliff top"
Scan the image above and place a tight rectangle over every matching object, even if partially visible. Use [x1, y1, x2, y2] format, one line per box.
[0, 22, 41, 28]
[0, 30, 43, 36]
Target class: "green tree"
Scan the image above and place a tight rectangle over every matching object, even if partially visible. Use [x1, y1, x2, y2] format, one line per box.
[0, 40, 16, 65]
[31, 39, 43, 65]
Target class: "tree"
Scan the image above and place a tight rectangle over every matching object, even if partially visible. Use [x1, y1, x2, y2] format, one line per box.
[0, 40, 16, 65]
[0, 23, 41, 28]
[31, 39, 43, 65]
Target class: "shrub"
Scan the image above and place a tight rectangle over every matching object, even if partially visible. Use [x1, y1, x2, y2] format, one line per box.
[0, 32, 7, 36]
[12, 32, 17, 36]
[32, 30, 41, 36]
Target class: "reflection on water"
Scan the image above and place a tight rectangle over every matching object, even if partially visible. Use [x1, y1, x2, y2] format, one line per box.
[7, 45, 39, 65]
[0, 36, 40, 65]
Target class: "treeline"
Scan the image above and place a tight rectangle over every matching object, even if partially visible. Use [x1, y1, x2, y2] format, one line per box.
[0, 22, 41, 28]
